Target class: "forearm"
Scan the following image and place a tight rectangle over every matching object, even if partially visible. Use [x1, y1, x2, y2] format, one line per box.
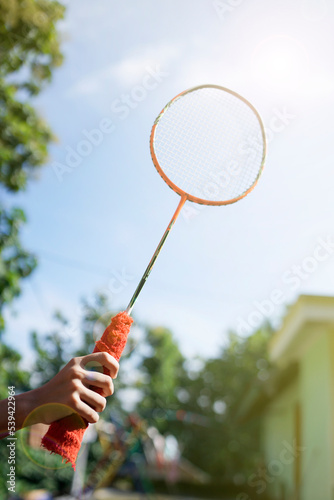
[0, 389, 41, 439]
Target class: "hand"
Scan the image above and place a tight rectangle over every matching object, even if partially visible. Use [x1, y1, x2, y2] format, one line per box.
[0, 352, 119, 437]
[22, 352, 118, 430]
[35, 352, 119, 425]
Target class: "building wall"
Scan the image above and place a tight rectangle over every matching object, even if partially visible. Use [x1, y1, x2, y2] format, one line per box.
[329, 330, 334, 498]
[262, 380, 299, 500]
[263, 328, 334, 500]
[299, 329, 332, 500]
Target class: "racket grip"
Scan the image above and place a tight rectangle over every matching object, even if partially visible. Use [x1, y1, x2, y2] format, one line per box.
[41, 311, 133, 469]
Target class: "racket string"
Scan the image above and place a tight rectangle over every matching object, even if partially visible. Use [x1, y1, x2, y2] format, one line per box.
[153, 87, 264, 203]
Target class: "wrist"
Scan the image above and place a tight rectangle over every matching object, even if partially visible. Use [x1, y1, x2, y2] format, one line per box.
[15, 389, 40, 430]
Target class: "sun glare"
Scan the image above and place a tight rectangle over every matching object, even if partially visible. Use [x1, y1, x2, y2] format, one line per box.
[251, 35, 310, 93]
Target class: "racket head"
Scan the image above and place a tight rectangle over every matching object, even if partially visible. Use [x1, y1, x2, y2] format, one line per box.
[150, 84, 266, 206]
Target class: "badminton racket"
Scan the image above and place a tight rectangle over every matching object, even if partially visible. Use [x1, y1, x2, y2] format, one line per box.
[42, 84, 266, 467]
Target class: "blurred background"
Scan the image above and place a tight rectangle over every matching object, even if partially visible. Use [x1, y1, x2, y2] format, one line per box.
[1, 0, 334, 499]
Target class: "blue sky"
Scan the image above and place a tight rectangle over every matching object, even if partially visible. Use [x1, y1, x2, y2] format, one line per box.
[3, 0, 334, 362]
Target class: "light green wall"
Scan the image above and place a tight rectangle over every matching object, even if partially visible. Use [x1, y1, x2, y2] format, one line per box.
[299, 328, 332, 500]
[262, 380, 298, 499]
[262, 327, 334, 500]
[329, 331, 334, 492]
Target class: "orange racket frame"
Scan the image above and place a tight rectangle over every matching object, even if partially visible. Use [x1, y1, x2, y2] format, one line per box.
[126, 84, 266, 314]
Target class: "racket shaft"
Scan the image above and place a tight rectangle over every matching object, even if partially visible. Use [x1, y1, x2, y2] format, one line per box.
[126, 195, 186, 314]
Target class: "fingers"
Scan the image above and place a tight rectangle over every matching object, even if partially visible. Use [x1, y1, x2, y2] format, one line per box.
[38, 353, 119, 424]
[80, 386, 107, 413]
[83, 371, 114, 397]
[79, 352, 119, 379]
[74, 397, 100, 424]
[66, 376, 107, 422]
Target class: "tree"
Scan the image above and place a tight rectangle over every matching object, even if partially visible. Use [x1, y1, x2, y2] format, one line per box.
[0, 207, 37, 333]
[0, 342, 30, 399]
[136, 326, 185, 433]
[177, 325, 274, 482]
[0, 3, 66, 495]
[31, 311, 72, 385]
[0, 0, 65, 333]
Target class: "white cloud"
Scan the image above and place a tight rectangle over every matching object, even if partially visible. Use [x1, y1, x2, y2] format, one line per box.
[66, 42, 180, 98]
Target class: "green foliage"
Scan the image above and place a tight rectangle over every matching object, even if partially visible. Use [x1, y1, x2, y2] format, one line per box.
[0, 79, 53, 191]
[137, 326, 185, 433]
[0, 4, 66, 495]
[0, 206, 37, 334]
[76, 294, 114, 357]
[0, 316, 31, 496]
[0, 0, 65, 335]
[31, 312, 72, 386]
[0, 342, 30, 399]
[0, 322, 31, 497]
[0, 0, 65, 191]
[0, 0, 64, 83]
[125, 320, 273, 483]
[1, 441, 73, 497]
[175, 325, 274, 481]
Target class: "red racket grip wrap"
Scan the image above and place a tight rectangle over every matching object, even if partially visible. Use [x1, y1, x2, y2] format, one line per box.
[41, 311, 133, 469]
